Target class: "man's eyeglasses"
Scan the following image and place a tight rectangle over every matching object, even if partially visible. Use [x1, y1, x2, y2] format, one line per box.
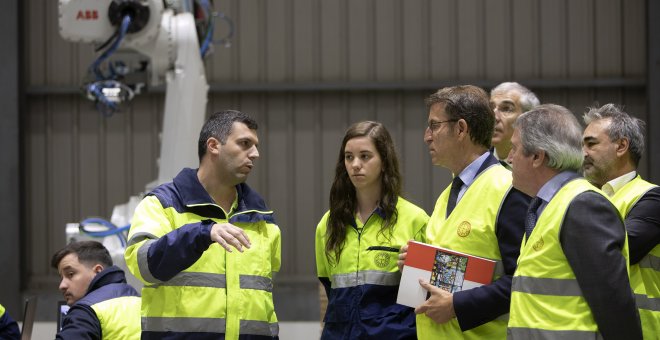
[427, 119, 458, 132]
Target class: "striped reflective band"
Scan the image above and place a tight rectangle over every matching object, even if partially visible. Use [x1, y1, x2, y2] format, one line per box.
[635, 294, 660, 312]
[331, 270, 400, 288]
[127, 232, 157, 247]
[142, 316, 226, 333]
[240, 319, 279, 336]
[638, 254, 660, 271]
[138, 239, 161, 284]
[149, 272, 227, 288]
[512, 276, 583, 296]
[240, 275, 273, 292]
[142, 316, 278, 335]
[146, 272, 272, 292]
[508, 327, 602, 340]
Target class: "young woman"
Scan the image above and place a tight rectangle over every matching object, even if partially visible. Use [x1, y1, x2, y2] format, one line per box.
[315, 121, 429, 339]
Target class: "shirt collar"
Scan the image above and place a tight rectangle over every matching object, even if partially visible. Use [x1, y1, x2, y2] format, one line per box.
[537, 170, 581, 204]
[603, 171, 637, 196]
[456, 151, 491, 187]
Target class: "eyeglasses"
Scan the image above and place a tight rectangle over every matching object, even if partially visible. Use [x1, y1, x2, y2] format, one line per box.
[427, 119, 458, 132]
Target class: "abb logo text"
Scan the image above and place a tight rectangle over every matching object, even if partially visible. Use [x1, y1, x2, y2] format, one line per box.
[76, 10, 99, 20]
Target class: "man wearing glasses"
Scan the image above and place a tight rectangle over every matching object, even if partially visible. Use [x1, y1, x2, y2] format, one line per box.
[399, 85, 529, 339]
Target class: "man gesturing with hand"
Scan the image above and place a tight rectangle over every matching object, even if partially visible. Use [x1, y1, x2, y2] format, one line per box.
[126, 110, 281, 340]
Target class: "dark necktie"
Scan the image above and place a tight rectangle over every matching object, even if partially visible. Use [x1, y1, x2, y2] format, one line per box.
[446, 176, 464, 217]
[525, 197, 543, 239]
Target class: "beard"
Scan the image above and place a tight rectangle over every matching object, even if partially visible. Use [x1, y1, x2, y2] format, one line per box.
[582, 158, 608, 187]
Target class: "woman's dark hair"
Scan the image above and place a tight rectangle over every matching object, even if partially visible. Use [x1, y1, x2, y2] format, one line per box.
[326, 121, 401, 265]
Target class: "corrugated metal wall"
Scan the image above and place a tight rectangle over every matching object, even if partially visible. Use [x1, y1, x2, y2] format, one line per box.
[23, 0, 647, 320]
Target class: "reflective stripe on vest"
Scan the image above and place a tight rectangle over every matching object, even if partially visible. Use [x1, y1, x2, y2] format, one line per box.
[148, 272, 272, 292]
[512, 276, 583, 296]
[240, 319, 279, 337]
[509, 179, 618, 337]
[418, 164, 512, 340]
[639, 253, 660, 271]
[635, 294, 660, 312]
[331, 270, 401, 288]
[508, 327, 603, 340]
[142, 317, 278, 336]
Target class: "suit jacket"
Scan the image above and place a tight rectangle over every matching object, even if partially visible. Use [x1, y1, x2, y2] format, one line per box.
[452, 153, 531, 331]
[625, 186, 660, 264]
[561, 190, 642, 339]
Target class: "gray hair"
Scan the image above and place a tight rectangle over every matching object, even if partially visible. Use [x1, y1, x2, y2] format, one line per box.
[583, 104, 645, 166]
[514, 104, 583, 171]
[491, 82, 540, 112]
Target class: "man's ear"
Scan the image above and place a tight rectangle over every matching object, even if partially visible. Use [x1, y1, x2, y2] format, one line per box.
[532, 150, 546, 168]
[615, 138, 630, 158]
[456, 119, 469, 139]
[93, 264, 104, 274]
[207, 137, 221, 155]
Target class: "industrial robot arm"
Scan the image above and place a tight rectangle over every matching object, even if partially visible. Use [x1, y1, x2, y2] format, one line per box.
[57, 1, 232, 277]
[59, 0, 231, 185]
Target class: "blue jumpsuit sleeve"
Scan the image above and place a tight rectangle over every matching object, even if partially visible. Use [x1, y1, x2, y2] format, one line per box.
[146, 219, 215, 281]
[55, 305, 102, 340]
[453, 187, 530, 331]
[0, 311, 20, 340]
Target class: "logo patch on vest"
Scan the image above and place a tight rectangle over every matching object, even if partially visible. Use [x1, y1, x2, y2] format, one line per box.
[374, 252, 390, 268]
[457, 221, 471, 237]
[532, 237, 544, 251]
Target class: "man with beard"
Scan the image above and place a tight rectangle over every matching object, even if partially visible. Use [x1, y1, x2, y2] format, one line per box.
[582, 104, 660, 339]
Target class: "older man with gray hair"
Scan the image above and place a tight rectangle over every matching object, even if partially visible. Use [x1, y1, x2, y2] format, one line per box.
[582, 104, 660, 339]
[506, 104, 642, 339]
[490, 82, 540, 165]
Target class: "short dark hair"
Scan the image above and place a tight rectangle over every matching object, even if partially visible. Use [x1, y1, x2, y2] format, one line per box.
[198, 110, 259, 162]
[425, 85, 494, 149]
[51, 241, 113, 269]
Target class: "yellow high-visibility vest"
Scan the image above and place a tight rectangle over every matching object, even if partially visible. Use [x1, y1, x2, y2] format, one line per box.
[508, 178, 629, 339]
[418, 164, 512, 340]
[610, 175, 659, 339]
